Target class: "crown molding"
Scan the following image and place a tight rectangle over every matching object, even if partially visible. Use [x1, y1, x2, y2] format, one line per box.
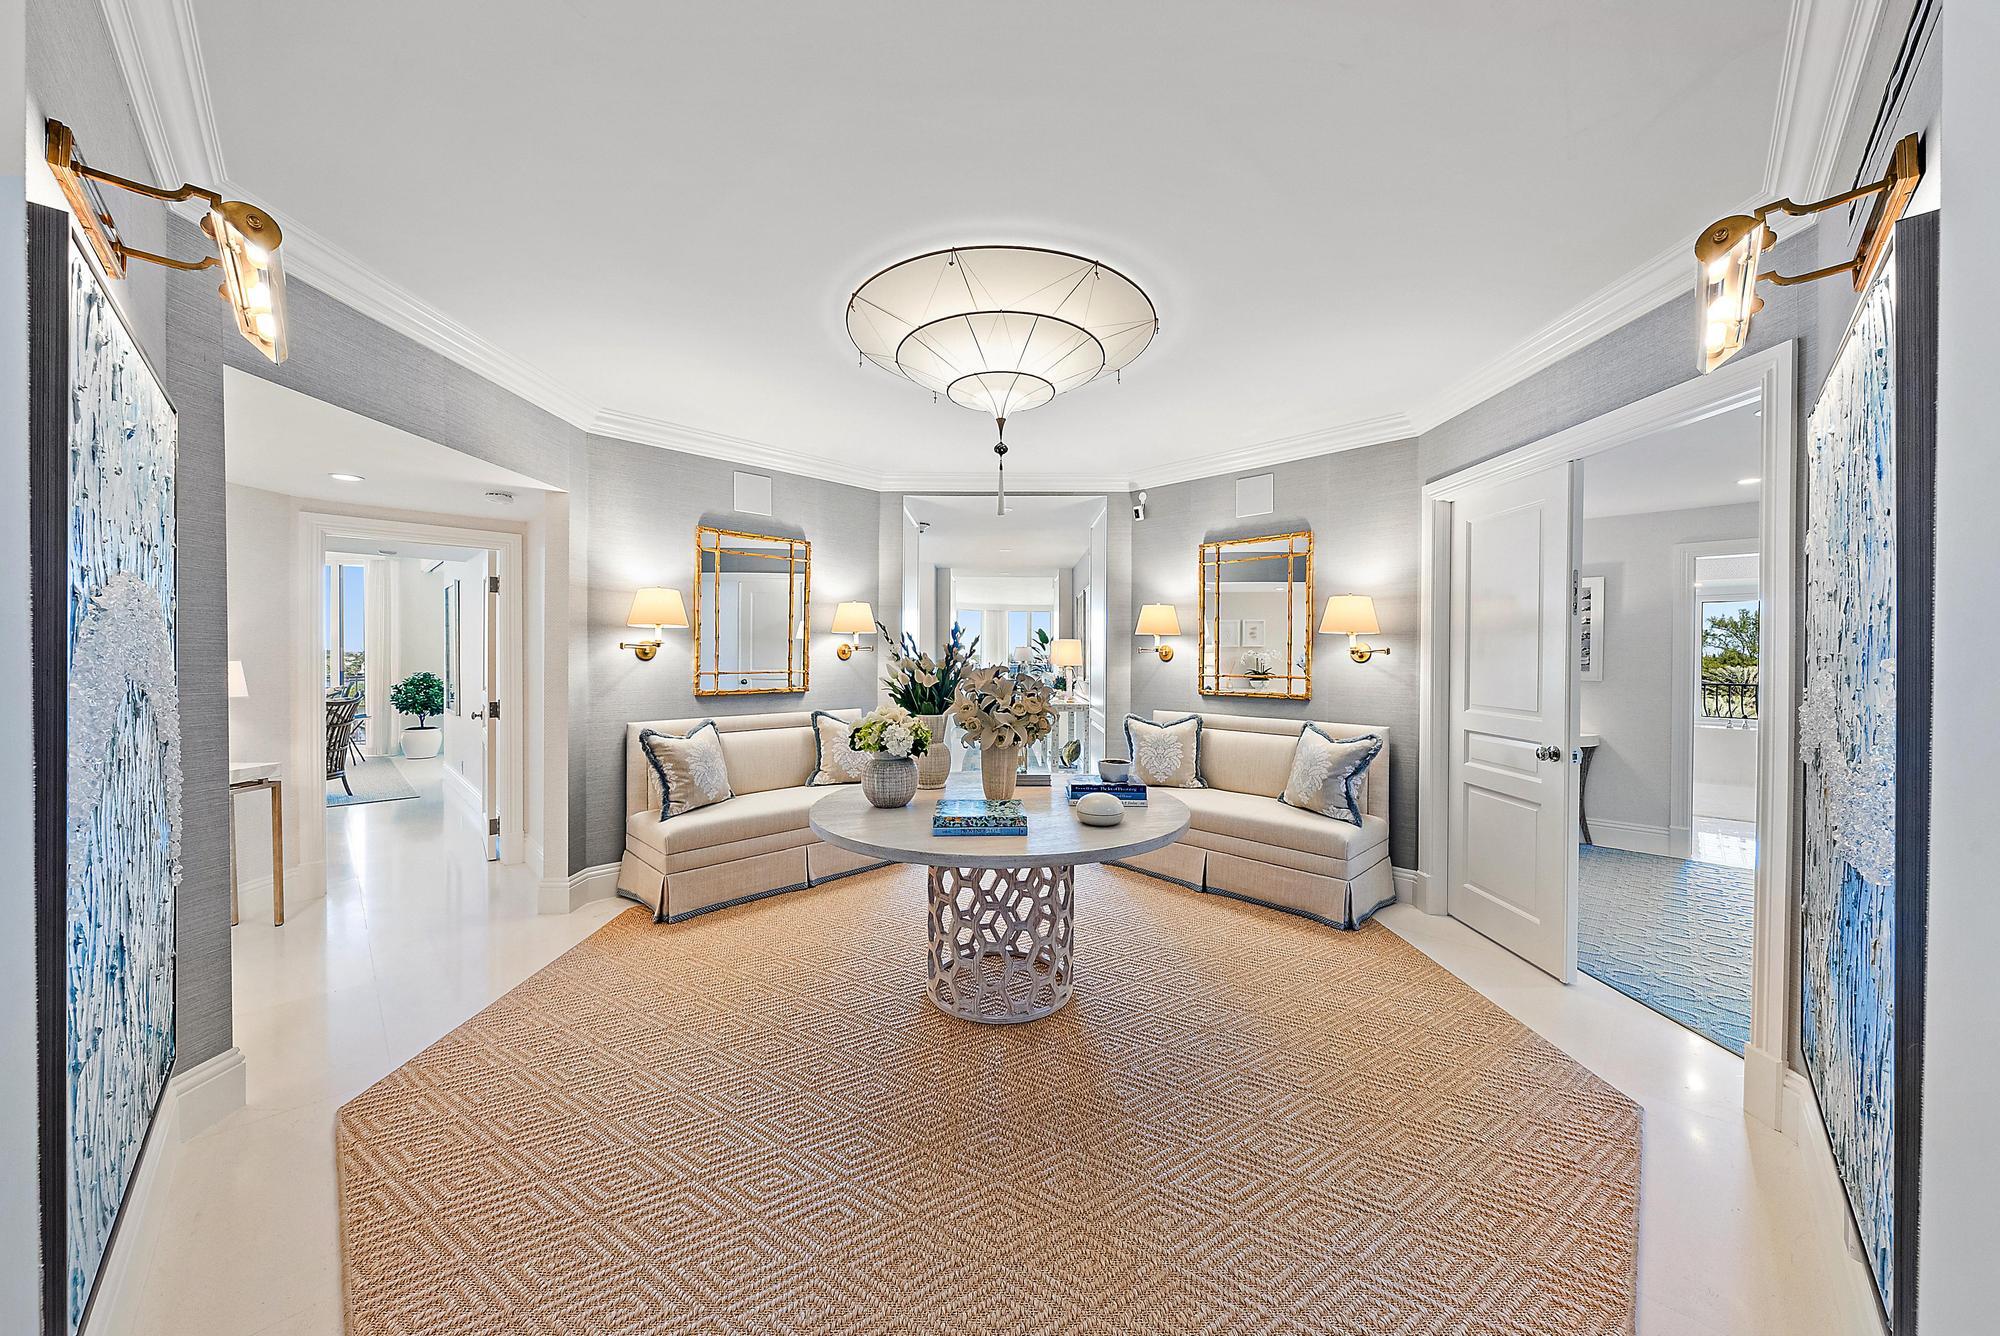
[1129, 413, 1414, 490]
[1764, 0, 1895, 202]
[587, 408, 884, 491]
[100, 0, 1889, 494]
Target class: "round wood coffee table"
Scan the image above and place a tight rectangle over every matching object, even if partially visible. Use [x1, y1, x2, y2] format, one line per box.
[811, 782, 1191, 1024]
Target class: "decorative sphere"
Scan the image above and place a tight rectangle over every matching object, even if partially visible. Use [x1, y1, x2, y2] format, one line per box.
[1075, 792, 1125, 826]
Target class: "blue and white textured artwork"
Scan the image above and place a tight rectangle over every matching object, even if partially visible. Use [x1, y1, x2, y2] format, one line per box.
[1800, 264, 1898, 1316]
[64, 241, 181, 1333]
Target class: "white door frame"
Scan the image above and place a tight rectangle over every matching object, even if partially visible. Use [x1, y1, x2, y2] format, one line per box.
[1417, 341, 1797, 1126]
[1671, 545, 1759, 859]
[294, 512, 528, 877]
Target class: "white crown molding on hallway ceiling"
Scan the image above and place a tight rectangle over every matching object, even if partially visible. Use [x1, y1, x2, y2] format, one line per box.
[100, 0, 1889, 494]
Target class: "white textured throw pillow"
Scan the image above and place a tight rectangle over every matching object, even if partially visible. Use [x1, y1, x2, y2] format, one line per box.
[640, 722, 734, 819]
[808, 711, 870, 786]
[1124, 714, 1204, 788]
[1281, 725, 1382, 826]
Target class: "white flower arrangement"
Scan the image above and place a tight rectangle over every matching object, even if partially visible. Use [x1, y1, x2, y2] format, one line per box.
[1240, 647, 1277, 678]
[849, 703, 933, 758]
[950, 664, 1054, 751]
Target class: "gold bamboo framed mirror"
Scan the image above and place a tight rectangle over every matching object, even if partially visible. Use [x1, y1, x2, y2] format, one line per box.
[1198, 530, 1313, 699]
[693, 525, 810, 696]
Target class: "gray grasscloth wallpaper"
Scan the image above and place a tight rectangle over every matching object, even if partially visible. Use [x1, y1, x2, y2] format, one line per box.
[1129, 441, 1422, 869]
[576, 435, 885, 869]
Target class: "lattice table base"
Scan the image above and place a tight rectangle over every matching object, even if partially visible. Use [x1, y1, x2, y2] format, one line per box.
[927, 864, 1074, 1023]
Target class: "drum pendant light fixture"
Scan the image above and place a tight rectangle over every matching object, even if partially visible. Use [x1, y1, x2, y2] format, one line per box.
[846, 245, 1158, 510]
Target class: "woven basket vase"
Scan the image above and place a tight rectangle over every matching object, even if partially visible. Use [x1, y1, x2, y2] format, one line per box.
[864, 756, 918, 808]
[980, 746, 1021, 801]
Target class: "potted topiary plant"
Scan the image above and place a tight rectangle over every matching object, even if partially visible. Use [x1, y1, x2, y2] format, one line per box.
[391, 671, 446, 758]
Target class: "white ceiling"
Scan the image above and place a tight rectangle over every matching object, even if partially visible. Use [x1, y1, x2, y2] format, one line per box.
[908, 494, 1104, 572]
[1581, 401, 1764, 519]
[224, 368, 557, 517]
[111, 2, 1881, 490]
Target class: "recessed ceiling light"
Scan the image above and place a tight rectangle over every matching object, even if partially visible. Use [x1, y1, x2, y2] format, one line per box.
[328, 472, 365, 483]
[1737, 476, 1761, 486]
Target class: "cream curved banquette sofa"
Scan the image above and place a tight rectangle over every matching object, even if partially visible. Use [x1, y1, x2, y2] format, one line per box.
[615, 709, 885, 922]
[1112, 710, 1394, 930]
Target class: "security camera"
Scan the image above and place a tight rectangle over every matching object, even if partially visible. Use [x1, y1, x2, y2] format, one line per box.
[1132, 489, 1148, 523]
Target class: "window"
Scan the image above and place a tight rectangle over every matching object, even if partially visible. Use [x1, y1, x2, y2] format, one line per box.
[1699, 597, 1758, 720]
[324, 560, 368, 693]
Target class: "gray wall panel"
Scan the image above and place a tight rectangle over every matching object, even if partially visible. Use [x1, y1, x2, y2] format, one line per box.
[1129, 443, 1421, 869]
[1417, 233, 1824, 485]
[578, 436, 883, 869]
[161, 216, 233, 1069]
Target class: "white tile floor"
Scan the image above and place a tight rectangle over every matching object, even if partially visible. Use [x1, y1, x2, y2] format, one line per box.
[125, 768, 1843, 1334]
[1693, 815, 1759, 870]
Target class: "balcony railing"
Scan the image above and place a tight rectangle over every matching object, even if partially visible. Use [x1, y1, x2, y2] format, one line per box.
[1701, 674, 1759, 720]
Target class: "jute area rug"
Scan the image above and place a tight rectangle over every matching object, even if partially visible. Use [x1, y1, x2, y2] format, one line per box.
[336, 864, 1640, 1335]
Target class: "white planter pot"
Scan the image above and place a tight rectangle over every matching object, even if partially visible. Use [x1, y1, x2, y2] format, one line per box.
[401, 726, 442, 759]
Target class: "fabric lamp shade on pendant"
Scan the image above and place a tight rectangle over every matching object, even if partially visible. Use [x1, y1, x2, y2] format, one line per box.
[846, 246, 1157, 512]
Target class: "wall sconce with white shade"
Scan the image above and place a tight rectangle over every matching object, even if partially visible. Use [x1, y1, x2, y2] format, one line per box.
[832, 601, 876, 660]
[621, 587, 688, 661]
[46, 120, 291, 362]
[1051, 637, 1084, 695]
[228, 661, 249, 699]
[1320, 594, 1390, 664]
[1136, 604, 1181, 662]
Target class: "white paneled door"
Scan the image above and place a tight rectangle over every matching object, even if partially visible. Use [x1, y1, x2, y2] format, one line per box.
[1445, 464, 1579, 980]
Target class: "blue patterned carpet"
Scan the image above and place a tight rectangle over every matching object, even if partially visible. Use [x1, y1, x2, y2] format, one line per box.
[1577, 846, 1753, 1054]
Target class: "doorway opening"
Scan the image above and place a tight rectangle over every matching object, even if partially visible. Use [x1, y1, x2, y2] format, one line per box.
[1419, 343, 1797, 1116]
[1572, 403, 1765, 1055]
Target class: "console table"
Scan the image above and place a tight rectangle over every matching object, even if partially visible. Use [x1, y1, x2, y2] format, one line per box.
[229, 761, 286, 926]
[811, 781, 1189, 1024]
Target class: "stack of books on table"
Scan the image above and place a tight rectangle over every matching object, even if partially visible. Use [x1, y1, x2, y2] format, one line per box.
[931, 798, 1028, 836]
[1065, 780, 1149, 806]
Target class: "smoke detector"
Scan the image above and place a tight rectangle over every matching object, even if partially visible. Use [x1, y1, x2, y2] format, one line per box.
[485, 490, 516, 506]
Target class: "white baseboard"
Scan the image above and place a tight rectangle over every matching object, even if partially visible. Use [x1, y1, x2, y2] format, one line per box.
[1399, 867, 1445, 915]
[81, 1047, 247, 1336]
[231, 860, 327, 924]
[1742, 1041, 1786, 1130]
[542, 861, 619, 915]
[440, 762, 482, 815]
[1780, 1071, 1890, 1336]
[1587, 819, 1670, 856]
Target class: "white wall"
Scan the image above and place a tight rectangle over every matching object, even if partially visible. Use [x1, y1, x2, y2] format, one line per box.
[1920, 6, 2000, 1329]
[226, 484, 305, 899]
[388, 558, 448, 751]
[1578, 502, 1758, 842]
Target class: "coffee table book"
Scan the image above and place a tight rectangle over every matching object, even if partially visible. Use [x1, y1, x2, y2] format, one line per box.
[931, 798, 1028, 836]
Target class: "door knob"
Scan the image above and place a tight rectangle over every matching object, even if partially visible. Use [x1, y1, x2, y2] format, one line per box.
[1535, 744, 1561, 762]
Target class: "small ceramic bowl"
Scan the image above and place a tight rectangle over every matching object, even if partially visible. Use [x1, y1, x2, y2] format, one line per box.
[1097, 759, 1131, 783]
[1075, 792, 1126, 826]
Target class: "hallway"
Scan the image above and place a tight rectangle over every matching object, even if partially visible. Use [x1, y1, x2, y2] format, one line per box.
[125, 760, 622, 1334]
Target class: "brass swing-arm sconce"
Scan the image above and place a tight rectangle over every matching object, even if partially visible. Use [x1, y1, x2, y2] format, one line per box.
[1697, 132, 1921, 374]
[46, 119, 289, 363]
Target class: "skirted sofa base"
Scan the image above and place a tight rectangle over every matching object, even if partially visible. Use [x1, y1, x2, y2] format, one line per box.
[1108, 711, 1396, 931]
[616, 711, 887, 923]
